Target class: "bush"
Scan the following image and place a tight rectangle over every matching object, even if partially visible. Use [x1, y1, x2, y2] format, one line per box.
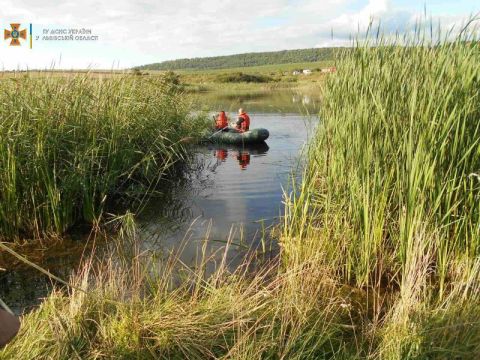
[216, 72, 273, 83]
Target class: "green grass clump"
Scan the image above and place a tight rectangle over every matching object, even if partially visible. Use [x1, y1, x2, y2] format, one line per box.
[0, 74, 208, 239]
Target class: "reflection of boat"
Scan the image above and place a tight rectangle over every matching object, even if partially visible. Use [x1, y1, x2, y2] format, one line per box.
[200, 142, 269, 170]
[207, 128, 269, 144]
[205, 141, 269, 155]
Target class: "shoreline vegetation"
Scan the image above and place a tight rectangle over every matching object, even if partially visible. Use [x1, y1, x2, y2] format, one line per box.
[0, 74, 208, 241]
[2, 32, 480, 359]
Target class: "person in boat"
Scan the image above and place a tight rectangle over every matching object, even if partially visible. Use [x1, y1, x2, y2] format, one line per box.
[215, 111, 229, 131]
[235, 108, 250, 132]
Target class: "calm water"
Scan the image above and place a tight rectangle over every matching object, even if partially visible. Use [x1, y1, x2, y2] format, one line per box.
[138, 113, 317, 265]
[0, 89, 319, 313]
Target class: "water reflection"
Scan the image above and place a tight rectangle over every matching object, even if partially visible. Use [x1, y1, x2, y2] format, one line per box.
[136, 113, 314, 256]
[291, 94, 311, 105]
[197, 89, 320, 114]
[211, 142, 270, 170]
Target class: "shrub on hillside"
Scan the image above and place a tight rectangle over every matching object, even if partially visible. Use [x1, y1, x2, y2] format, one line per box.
[216, 72, 273, 83]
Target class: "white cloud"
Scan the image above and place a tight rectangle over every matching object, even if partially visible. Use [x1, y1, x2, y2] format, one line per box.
[0, 0, 477, 69]
[319, 0, 478, 45]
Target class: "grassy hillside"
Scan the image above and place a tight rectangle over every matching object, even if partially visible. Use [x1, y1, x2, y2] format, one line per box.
[176, 61, 330, 89]
[136, 48, 340, 71]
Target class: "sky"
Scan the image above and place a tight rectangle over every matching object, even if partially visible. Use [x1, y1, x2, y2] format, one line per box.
[0, 0, 478, 70]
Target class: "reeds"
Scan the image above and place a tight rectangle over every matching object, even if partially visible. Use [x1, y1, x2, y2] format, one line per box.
[0, 216, 359, 359]
[285, 28, 480, 286]
[281, 24, 480, 357]
[0, 73, 207, 239]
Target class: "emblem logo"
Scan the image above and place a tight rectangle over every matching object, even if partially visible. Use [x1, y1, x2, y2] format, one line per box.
[4, 23, 27, 46]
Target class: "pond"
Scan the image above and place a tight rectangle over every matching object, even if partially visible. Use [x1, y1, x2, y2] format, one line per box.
[0, 88, 320, 314]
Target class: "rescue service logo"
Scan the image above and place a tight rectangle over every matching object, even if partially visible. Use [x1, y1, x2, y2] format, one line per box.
[4, 23, 27, 46]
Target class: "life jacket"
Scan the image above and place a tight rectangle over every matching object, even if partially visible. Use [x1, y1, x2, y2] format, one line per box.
[237, 112, 250, 132]
[216, 112, 228, 129]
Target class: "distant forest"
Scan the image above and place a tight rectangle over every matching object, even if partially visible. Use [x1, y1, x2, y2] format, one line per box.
[136, 48, 342, 71]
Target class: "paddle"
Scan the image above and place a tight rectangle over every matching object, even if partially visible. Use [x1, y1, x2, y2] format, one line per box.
[0, 304, 20, 348]
[208, 126, 228, 139]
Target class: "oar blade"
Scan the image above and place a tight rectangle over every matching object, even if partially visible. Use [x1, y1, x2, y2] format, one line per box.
[0, 309, 20, 348]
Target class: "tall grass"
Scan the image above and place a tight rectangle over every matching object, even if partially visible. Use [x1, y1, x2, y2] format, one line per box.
[0, 73, 207, 239]
[281, 27, 480, 357]
[284, 31, 480, 285]
[0, 216, 359, 359]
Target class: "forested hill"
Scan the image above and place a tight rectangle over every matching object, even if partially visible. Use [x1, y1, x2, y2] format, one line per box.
[136, 48, 340, 71]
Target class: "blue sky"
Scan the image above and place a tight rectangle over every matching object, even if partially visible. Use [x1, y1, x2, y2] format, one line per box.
[0, 0, 478, 70]
[405, 0, 477, 15]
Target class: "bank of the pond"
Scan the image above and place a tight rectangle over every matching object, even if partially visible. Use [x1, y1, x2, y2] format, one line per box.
[1, 110, 316, 314]
[2, 35, 480, 359]
[0, 74, 208, 240]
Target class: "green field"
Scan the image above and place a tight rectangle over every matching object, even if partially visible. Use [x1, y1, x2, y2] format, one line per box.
[139, 60, 333, 94]
[176, 61, 332, 75]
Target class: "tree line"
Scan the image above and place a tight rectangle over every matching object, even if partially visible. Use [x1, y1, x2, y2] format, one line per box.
[135, 48, 342, 71]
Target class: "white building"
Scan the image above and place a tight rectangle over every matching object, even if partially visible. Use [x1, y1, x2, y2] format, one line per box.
[292, 70, 301, 75]
[303, 69, 312, 75]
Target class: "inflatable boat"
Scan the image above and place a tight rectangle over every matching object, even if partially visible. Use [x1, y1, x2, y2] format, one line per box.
[208, 128, 269, 144]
